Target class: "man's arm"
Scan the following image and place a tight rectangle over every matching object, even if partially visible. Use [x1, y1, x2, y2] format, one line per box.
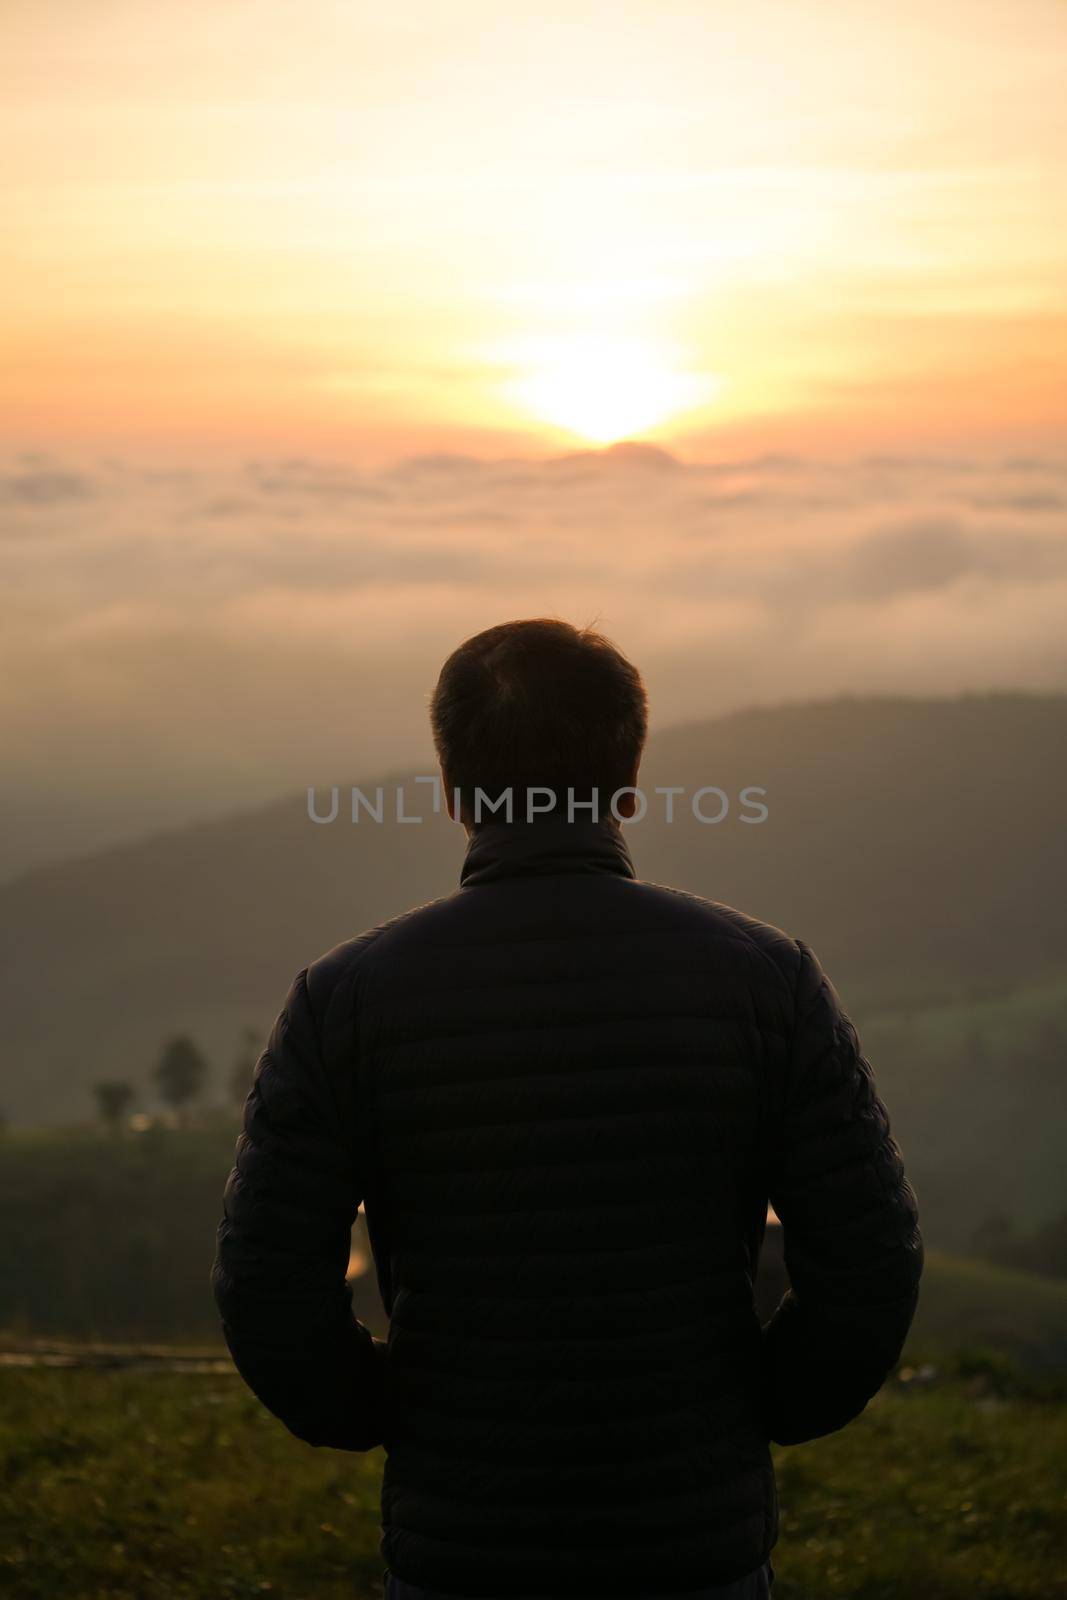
[762, 941, 923, 1446]
[210, 966, 386, 1451]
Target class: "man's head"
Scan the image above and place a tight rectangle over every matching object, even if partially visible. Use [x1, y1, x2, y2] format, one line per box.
[430, 619, 648, 827]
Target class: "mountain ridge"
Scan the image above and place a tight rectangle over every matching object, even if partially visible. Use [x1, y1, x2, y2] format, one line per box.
[2, 690, 1064, 1127]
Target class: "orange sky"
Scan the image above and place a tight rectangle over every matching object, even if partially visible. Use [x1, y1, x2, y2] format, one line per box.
[3, 0, 1066, 461]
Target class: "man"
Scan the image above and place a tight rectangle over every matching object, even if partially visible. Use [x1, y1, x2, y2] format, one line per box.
[212, 618, 923, 1599]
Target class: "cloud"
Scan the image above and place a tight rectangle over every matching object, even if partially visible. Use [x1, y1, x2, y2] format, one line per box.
[966, 491, 1066, 513]
[0, 467, 96, 508]
[0, 442, 1064, 877]
[835, 517, 1067, 600]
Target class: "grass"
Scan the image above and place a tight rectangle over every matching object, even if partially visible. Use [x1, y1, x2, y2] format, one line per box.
[0, 1368, 386, 1600]
[2, 1365, 1066, 1600]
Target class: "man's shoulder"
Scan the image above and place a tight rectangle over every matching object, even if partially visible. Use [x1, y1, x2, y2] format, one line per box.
[629, 875, 803, 992]
[304, 893, 458, 1005]
[301, 876, 805, 1017]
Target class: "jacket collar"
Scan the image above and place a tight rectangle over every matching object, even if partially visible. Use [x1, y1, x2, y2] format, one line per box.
[459, 817, 637, 888]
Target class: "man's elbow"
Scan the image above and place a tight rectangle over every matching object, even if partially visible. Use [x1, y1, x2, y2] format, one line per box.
[284, 1412, 384, 1453]
[769, 1371, 885, 1447]
[213, 1318, 389, 1456]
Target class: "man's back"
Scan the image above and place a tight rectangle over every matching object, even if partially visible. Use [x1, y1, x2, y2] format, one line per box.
[214, 815, 923, 1596]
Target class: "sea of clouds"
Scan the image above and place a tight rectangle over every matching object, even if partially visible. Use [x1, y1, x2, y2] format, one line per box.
[1, 441, 1065, 878]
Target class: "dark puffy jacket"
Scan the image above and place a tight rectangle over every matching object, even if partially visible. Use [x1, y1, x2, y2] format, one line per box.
[212, 818, 923, 1596]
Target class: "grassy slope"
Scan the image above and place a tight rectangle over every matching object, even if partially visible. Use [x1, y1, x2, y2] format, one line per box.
[909, 1251, 1067, 1374]
[1, 1368, 1065, 1600]
[857, 976, 1067, 1238]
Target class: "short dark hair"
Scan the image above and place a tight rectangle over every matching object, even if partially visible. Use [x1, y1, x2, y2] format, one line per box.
[430, 619, 648, 822]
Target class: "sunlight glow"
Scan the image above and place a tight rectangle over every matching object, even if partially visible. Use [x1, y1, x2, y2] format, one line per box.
[497, 336, 723, 444]
[3, 3, 1063, 452]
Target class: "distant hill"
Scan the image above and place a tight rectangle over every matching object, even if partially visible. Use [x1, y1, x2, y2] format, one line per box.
[1, 692, 1064, 1132]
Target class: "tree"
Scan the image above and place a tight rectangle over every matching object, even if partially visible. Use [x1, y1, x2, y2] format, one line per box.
[154, 1034, 209, 1123]
[228, 1026, 262, 1110]
[93, 1079, 134, 1132]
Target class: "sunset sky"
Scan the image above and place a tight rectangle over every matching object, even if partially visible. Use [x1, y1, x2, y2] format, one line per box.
[4, 0, 1065, 459]
[2, 1, 1066, 879]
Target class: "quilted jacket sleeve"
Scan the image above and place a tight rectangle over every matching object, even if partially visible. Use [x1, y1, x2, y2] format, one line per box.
[761, 941, 923, 1446]
[210, 966, 386, 1450]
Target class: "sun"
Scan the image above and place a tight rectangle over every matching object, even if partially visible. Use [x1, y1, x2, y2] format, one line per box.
[495, 335, 722, 444]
